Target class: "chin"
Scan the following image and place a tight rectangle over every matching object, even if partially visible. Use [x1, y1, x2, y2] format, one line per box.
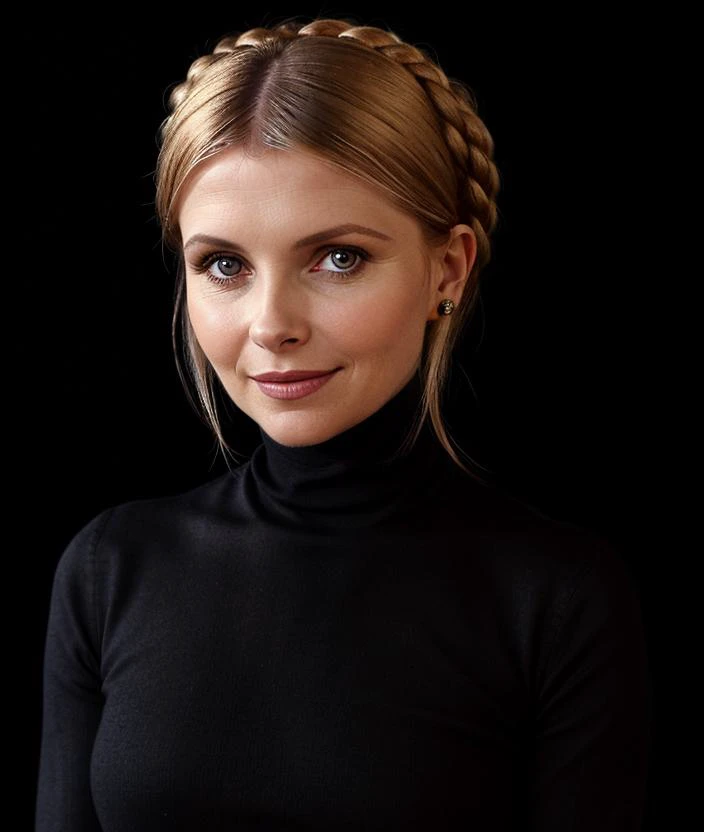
[260, 413, 344, 448]
[259, 410, 358, 448]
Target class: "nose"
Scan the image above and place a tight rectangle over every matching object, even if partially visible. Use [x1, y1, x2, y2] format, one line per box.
[247, 274, 311, 352]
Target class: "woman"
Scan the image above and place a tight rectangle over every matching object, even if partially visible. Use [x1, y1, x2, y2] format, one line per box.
[35, 16, 651, 831]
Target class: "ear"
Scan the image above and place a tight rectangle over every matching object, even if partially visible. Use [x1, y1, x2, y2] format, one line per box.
[426, 224, 478, 321]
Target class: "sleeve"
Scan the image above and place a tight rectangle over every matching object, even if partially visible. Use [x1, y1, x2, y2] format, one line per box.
[531, 542, 653, 830]
[35, 509, 113, 832]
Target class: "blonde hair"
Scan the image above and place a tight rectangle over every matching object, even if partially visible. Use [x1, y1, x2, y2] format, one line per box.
[155, 16, 501, 479]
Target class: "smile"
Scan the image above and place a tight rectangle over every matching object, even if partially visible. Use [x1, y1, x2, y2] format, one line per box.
[251, 369, 341, 400]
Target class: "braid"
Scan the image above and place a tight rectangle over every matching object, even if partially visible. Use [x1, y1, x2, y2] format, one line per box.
[163, 18, 499, 270]
[332, 26, 500, 272]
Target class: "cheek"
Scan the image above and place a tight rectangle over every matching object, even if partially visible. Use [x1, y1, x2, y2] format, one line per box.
[187, 295, 244, 365]
[333, 291, 428, 358]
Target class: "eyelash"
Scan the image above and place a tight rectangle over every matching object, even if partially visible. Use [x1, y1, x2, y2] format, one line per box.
[192, 246, 371, 287]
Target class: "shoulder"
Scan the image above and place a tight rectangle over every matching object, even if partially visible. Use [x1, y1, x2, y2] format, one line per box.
[486, 483, 646, 658]
[438, 461, 642, 610]
[101, 468, 238, 535]
[53, 468, 243, 581]
[454, 475, 649, 697]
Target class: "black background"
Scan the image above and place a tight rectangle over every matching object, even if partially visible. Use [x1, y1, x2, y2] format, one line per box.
[19, 4, 671, 828]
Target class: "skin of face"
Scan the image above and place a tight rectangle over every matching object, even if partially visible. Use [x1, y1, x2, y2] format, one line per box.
[177, 146, 477, 447]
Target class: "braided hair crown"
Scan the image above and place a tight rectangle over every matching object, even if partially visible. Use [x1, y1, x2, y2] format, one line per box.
[161, 17, 500, 273]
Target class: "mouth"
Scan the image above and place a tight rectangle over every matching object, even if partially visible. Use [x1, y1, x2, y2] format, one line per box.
[250, 368, 342, 400]
[251, 369, 340, 383]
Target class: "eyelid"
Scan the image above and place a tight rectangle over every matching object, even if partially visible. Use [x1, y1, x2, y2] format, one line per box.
[189, 244, 369, 273]
[191, 250, 241, 272]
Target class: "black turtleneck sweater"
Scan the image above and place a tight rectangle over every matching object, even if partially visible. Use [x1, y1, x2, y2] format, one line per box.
[35, 376, 652, 831]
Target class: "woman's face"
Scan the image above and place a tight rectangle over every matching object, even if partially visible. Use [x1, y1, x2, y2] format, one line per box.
[178, 146, 472, 447]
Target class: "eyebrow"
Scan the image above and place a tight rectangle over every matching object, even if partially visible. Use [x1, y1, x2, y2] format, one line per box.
[183, 224, 393, 252]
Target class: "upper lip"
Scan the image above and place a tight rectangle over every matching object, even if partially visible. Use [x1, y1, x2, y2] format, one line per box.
[250, 369, 340, 382]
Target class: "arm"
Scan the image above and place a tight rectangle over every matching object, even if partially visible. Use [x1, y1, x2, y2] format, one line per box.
[35, 511, 112, 832]
[531, 543, 653, 830]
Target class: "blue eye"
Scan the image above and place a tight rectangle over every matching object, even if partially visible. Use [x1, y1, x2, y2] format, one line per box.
[317, 247, 368, 277]
[209, 257, 242, 279]
[192, 254, 246, 287]
[191, 244, 370, 288]
[323, 249, 358, 271]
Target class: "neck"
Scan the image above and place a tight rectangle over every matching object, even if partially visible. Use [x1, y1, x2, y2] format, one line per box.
[246, 372, 442, 527]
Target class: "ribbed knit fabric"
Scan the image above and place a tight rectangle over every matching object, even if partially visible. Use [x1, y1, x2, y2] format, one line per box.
[36, 373, 652, 830]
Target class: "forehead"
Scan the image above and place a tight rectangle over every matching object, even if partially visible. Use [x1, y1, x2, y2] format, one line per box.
[177, 146, 419, 235]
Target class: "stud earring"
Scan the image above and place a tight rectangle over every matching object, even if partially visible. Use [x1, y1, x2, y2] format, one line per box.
[437, 298, 455, 316]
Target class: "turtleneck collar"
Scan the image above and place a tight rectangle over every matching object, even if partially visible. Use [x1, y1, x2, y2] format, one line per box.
[245, 371, 443, 528]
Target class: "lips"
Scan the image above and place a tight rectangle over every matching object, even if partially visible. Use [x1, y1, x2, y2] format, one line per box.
[250, 368, 341, 400]
[251, 369, 340, 382]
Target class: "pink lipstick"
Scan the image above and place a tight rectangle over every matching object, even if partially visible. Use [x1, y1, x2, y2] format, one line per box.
[250, 369, 341, 400]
